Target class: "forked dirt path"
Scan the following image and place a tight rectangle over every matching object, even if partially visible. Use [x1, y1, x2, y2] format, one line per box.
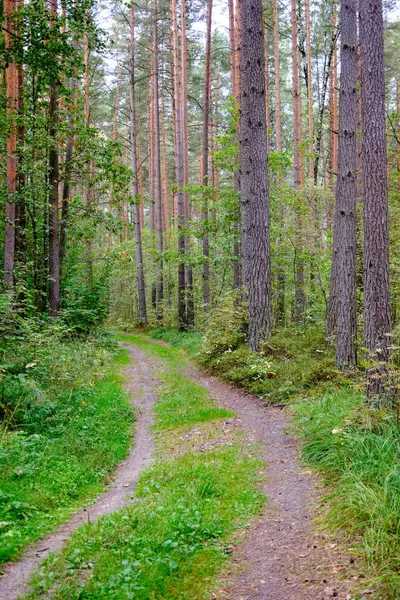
[184, 367, 358, 600]
[0, 338, 359, 600]
[0, 344, 160, 600]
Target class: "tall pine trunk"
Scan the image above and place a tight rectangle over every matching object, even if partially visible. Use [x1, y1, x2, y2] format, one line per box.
[273, 0, 282, 153]
[305, 0, 313, 179]
[172, 0, 186, 329]
[228, 0, 241, 290]
[291, 0, 305, 323]
[331, 0, 357, 369]
[239, 0, 272, 351]
[49, 0, 60, 315]
[181, 0, 194, 327]
[153, 0, 163, 319]
[359, 0, 391, 398]
[202, 0, 213, 312]
[130, 4, 147, 325]
[3, 0, 17, 289]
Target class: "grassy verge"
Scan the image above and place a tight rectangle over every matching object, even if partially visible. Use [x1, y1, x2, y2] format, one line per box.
[0, 335, 133, 568]
[25, 333, 264, 600]
[293, 389, 400, 598]
[148, 327, 400, 598]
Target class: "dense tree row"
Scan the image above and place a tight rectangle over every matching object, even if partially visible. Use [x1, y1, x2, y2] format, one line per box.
[1, 0, 400, 399]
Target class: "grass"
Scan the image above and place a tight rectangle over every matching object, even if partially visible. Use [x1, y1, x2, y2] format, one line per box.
[292, 389, 400, 598]
[25, 333, 264, 600]
[0, 338, 133, 568]
[150, 327, 203, 359]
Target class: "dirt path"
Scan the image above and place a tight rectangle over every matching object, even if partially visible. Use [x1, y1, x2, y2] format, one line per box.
[186, 368, 358, 600]
[0, 344, 160, 600]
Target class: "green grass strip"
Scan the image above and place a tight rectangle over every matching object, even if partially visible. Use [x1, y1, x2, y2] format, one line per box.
[0, 348, 133, 567]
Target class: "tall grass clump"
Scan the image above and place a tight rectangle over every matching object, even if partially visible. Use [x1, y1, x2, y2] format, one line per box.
[293, 388, 400, 597]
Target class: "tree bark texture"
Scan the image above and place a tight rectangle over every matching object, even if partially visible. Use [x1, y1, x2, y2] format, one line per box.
[359, 0, 391, 396]
[332, 0, 358, 369]
[239, 0, 272, 351]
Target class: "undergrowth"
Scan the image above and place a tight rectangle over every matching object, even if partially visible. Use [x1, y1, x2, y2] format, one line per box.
[0, 328, 133, 567]
[149, 325, 351, 403]
[293, 390, 400, 599]
[26, 333, 264, 600]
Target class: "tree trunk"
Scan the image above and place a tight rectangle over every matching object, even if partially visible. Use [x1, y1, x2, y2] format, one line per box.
[291, 0, 305, 323]
[273, 0, 285, 324]
[359, 0, 391, 398]
[228, 0, 241, 290]
[161, 65, 169, 234]
[264, 20, 270, 155]
[239, 0, 272, 351]
[172, 0, 186, 329]
[129, 4, 147, 325]
[3, 0, 17, 288]
[305, 0, 313, 179]
[202, 0, 213, 312]
[153, 0, 164, 320]
[181, 0, 194, 327]
[331, 0, 358, 369]
[15, 59, 26, 268]
[49, 0, 60, 316]
[273, 0, 282, 153]
[313, 26, 338, 184]
[83, 24, 93, 293]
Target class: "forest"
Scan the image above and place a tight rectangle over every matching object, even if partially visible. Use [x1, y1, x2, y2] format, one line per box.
[1, 0, 400, 598]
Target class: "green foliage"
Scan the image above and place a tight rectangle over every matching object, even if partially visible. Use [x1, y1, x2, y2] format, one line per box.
[201, 292, 248, 358]
[0, 329, 133, 567]
[199, 318, 349, 401]
[26, 334, 263, 600]
[293, 389, 400, 598]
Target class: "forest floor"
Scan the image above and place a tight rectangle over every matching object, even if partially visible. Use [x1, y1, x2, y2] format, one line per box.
[0, 333, 364, 599]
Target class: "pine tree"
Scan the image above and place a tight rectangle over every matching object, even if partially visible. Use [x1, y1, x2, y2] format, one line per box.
[359, 0, 392, 397]
[129, 3, 147, 325]
[332, 0, 358, 369]
[239, 0, 272, 351]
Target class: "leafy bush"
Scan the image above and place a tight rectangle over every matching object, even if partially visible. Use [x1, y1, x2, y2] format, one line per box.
[201, 292, 248, 358]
